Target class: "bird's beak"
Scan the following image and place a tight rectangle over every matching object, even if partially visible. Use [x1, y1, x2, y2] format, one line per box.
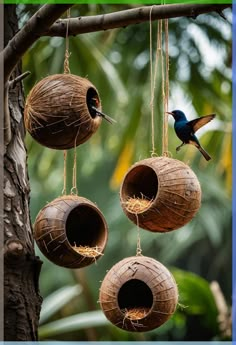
[166, 111, 174, 116]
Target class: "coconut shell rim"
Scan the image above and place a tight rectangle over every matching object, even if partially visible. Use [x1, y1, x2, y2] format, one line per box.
[120, 163, 160, 215]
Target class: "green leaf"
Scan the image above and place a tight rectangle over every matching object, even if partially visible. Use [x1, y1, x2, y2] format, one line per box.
[39, 310, 108, 339]
[172, 268, 218, 332]
[40, 285, 83, 325]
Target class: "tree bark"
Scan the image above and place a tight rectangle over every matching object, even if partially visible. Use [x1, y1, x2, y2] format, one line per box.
[4, 5, 42, 340]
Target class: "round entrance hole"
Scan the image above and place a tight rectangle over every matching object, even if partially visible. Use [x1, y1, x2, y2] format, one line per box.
[86, 87, 101, 119]
[121, 165, 158, 204]
[34, 195, 108, 268]
[66, 204, 106, 249]
[118, 279, 153, 320]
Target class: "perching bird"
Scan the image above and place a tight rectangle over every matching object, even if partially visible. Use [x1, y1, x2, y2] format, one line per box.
[167, 110, 215, 161]
[88, 97, 116, 124]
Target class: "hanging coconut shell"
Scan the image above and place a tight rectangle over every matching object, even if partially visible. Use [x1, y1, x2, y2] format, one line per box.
[120, 157, 201, 232]
[24, 74, 102, 149]
[34, 195, 108, 268]
[99, 256, 178, 332]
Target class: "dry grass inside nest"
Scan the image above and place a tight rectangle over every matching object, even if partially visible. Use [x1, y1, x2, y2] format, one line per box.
[122, 307, 149, 320]
[72, 244, 103, 258]
[124, 195, 153, 213]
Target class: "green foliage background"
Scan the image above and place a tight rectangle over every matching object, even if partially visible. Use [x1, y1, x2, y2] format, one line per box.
[20, 4, 232, 341]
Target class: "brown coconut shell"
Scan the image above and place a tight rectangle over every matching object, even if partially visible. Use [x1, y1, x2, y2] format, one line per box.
[120, 157, 201, 232]
[34, 195, 108, 268]
[24, 74, 102, 149]
[99, 256, 178, 332]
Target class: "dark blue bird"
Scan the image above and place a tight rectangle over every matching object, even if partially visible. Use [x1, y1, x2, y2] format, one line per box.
[167, 110, 215, 161]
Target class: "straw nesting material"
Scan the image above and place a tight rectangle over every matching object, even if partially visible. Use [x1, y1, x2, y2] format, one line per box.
[34, 195, 108, 268]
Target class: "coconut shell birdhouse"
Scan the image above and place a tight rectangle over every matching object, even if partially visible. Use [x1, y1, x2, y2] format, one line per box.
[34, 195, 108, 268]
[24, 74, 102, 149]
[99, 256, 178, 332]
[120, 156, 201, 232]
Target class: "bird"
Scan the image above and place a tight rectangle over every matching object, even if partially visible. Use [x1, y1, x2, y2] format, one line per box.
[87, 96, 116, 124]
[167, 110, 216, 161]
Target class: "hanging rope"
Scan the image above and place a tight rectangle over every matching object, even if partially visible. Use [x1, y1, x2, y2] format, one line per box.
[149, 4, 170, 158]
[70, 149, 78, 195]
[63, 9, 78, 196]
[62, 9, 71, 195]
[64, 9, 71, 75]
[62, 150, 67, 195]
[149, 6, 155, 156]
[70, 129, 79, 195]
[135, 214, 142, 256]
[163, 18, 169, 156]
[160, 19, 166, 156]
[149, 6, 160, 157]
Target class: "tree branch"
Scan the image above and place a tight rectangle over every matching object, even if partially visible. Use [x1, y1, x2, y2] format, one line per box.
[45, 3, 230, 37]
[3, 4, 73, 84]
[3, 3, 230, 83]
[9, 71, 31, 88]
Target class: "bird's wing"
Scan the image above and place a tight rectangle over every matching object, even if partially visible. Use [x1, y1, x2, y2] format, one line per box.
[187, 114, 216, 133]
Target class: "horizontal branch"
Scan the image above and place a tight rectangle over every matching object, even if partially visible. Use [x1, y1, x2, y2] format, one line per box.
[45, 3, 230, 37]
[3, 4, 73, 83]
[3, 3, 230, 83]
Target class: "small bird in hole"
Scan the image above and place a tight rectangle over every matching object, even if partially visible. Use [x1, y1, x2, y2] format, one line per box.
[167, 110, 216, 161]
[88, 96, 116, 124]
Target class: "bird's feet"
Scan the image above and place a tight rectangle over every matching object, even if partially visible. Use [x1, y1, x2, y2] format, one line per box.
[176, 143, 185, 153]
[176, 145, 181, 152]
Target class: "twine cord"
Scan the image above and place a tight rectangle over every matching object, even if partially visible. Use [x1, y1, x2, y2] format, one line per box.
[135, 214, 142, 256]
[62, 150, 67, 195]
[70, 129, 79, 195]
[62, 9, 71, 195]
[137, 5, 158, 255]
[64, 9, 71, 74]
[63, 9, 78, 196]
[160, 19, 166, 156]
[157, 19, 163, 157]
[149, 8, 163, 157]
[149, 4, 170, 158]
[149, 6, 156, 157]
[163, 18, 169, 156]
[70, 149, 78, 195]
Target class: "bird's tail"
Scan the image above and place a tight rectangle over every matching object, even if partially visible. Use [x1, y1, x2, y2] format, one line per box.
[189, 140, 212, 161]
[90, 105, 116, 124]
[198, 146, 211, 161]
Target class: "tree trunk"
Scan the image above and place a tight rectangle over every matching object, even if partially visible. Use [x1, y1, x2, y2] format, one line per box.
[4, 5, 42, 341]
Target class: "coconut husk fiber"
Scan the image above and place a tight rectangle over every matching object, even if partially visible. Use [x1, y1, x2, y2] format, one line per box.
[99, 256, 178, 332]
[24, 74, 102, 149]
[120, 156, 201, 232]
[34, 195, 108, 268]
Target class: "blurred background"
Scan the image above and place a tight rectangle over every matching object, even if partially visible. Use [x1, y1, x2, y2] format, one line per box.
[19, 3, 231, 341]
